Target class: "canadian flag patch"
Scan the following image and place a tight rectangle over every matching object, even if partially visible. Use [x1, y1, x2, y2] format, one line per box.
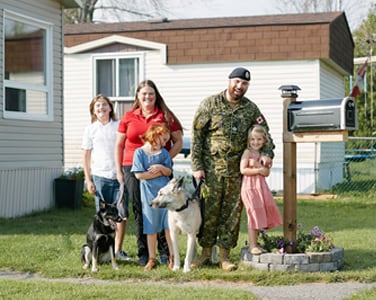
[254, 114, 265, 125]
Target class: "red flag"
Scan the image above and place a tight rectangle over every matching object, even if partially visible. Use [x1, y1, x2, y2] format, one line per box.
[349, 58, 368, 98]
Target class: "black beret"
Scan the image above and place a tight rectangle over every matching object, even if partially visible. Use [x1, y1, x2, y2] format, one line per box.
[228, 67, 251, 81]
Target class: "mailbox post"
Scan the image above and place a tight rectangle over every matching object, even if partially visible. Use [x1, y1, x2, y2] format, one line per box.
[280, 85, 357, 253]
[280, 85, 300, 252]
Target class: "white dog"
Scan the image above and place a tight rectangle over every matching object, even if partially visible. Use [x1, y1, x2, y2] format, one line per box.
[151, 177, 202, 273]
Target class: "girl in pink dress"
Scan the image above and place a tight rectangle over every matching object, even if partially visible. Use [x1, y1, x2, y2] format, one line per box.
[240, 125, 282, 255]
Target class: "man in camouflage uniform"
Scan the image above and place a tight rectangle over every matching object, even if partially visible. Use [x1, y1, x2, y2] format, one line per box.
[191, 67, 275, 271]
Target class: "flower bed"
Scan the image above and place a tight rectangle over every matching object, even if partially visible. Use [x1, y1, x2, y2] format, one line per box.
[259, 225, 334, 254]
[240, 247, 344, 272]
[240, 225, 344, 272]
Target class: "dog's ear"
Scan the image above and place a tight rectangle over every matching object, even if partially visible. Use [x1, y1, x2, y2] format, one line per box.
[176, 177, 184, 189]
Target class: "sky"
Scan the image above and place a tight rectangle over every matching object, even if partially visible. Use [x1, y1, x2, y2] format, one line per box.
[94, 0, 374, 31]
[165, 0, 374, 31]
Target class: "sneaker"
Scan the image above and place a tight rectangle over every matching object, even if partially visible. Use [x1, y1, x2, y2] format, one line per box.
[158, 254, 168, 264]
[115, 250, 132, 261]
[137, 254, 149, 266]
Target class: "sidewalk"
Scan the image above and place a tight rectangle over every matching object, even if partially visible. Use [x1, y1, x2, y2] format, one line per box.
[249, 282, 376, 300]
[1, 270, 376, 300]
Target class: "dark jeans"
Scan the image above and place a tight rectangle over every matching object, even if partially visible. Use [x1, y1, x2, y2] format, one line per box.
[122, 166, 169, 259]
[92, 175, 129, 218]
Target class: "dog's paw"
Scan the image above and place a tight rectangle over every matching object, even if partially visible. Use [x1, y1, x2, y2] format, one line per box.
[112, 264, 119, 271]
[91, 267, 98, 272]
[172, 265, 180, 272]
[82, 263, 89, 270]
[183, 265, 191, 273]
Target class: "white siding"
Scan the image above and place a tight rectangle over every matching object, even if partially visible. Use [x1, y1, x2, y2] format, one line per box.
[64, 53, 93, 166]
[0, 168, 62, 218]
[148, 59, 324, 193]
[0, 0, 64, 168]
[64, 41, 349, 194]
[0, 0, 67, 217]
[316, 62, 347, 190]
[320, 62, 346, 99]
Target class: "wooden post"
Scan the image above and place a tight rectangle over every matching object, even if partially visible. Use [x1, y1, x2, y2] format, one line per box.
[279, 86, 351, 253]
[280, 85, 300, 253]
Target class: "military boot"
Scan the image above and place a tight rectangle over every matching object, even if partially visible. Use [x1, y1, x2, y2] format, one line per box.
[191, 247, 212, 269]
[218, 248, 237, 271]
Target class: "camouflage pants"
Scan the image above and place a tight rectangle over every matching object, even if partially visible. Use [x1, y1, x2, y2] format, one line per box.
[198, 172, 243, 249]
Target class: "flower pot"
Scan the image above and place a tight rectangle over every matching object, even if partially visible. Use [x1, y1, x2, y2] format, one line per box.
[54, 178, 84, 209]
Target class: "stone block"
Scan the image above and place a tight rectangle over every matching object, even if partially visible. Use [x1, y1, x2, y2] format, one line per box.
[284, 253, 309, 265]
[260, 253, 284, 264]
[331, 247, 345, 268]
[240, 247, 260, 262]
[238, 246, 344, 273]
[331, 247, 344, 258]
[307, 252, 332, 263]
[270, 264, 294, 272]
[319, 262, 337, 272]
[295, 263, 320, 272]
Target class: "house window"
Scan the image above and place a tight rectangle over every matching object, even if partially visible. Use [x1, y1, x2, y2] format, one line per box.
[94, 56, 141, 100]
[3, 11, 53, 121]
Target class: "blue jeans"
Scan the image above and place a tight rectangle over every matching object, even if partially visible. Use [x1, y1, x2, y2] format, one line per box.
[92, 175, 129, 217]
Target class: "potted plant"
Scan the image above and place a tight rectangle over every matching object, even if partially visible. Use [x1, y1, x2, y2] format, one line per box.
[54, 167, 85, 209]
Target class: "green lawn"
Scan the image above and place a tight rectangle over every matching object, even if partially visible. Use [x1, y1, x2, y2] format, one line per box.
[1, 191, 376, 299]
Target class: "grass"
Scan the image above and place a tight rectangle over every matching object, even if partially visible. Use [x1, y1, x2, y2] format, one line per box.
[1, 190, 376, 299]
[0, 278, 255, 300]
[333, 159, 376, 193]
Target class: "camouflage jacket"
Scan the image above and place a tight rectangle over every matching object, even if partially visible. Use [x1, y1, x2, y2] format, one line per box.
[191, 90, 275, 176]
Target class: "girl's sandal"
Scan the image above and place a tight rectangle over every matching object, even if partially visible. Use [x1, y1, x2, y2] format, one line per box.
[250, 246, 267, 255]
[144, 258, 157, 271]
[168, 256, 174, 270]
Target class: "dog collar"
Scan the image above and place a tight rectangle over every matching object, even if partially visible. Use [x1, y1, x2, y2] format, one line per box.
[175, 200, 189, 212]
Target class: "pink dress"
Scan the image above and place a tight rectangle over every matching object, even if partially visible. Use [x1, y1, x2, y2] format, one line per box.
[241, 154, 282, 230]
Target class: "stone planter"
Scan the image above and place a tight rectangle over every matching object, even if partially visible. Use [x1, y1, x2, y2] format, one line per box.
[54, 178, 84, 209]
[240, 247, 344, 272]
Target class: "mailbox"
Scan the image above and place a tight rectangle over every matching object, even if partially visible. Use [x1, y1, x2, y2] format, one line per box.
[287, 97, 357, 132]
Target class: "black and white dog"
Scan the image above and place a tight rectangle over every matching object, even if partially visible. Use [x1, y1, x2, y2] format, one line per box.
[81, 200, 122, 272]
[151, 177, 202, 273]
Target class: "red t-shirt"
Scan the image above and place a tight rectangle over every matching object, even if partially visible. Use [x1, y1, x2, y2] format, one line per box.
[118, 107, 181, 166]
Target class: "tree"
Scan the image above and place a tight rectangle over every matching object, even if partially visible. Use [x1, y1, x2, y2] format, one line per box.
[274, 0, 371, 31]
[351, 3, 376, 137]
[275, 0, 342, 13]
[64, 0, 196, 24]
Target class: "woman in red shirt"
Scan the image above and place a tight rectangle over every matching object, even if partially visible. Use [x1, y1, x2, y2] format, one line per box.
[115, 80, 183, 266]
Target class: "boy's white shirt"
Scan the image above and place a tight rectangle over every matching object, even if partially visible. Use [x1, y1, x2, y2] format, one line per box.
[81, 119, 119, 179]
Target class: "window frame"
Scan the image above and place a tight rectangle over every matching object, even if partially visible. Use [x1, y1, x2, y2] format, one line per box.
[3, 10, 53, 121]
[92, 53, 144, 102]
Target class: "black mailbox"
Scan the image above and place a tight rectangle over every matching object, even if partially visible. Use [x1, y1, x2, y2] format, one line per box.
[287, 97, 357, 132]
